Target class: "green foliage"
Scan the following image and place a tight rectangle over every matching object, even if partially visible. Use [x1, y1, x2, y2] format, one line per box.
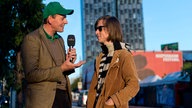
[0, 0, 45, 91]
[71, 77, 82, 92]
[182, 62, 192, 76]
[4, 70, 15, 93]
[183, 62, 192, 70]
[0, 1, 46, 107]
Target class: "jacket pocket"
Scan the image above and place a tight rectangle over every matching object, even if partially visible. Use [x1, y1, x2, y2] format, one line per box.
[104, 104, 115, 108]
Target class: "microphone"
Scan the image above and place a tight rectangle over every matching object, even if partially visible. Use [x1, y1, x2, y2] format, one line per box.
[67, 35, 75, 62]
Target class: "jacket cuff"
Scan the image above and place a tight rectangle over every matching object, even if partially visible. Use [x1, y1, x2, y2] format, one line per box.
[63, 69, 75, 75]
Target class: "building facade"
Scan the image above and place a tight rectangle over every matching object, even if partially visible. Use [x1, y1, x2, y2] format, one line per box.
[81, 0, 145, 62]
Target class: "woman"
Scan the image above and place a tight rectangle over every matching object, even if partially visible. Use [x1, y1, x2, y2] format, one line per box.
[87, 15, 140, 108]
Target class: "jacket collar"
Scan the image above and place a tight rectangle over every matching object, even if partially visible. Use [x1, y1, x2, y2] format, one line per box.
[101, 41, 130, 54]
[38, 25, 65, 65]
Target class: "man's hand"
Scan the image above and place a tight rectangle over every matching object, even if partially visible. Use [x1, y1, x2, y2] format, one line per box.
[60, 59, 85, 71]
[67, 48, 77, 63]
[61, 48, 85, 71]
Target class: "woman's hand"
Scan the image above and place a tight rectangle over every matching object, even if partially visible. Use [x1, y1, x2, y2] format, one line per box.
[105, 98, 114, 106]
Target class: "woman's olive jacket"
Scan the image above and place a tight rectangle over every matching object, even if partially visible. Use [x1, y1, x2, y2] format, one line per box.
[87, 49, 140, 108]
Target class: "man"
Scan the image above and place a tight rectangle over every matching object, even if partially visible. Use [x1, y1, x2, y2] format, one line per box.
[21, 2, 85, 108]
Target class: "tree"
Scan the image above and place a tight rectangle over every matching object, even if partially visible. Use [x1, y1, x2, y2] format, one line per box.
[0, 0, 44, 107]
[182, 62, 192, 85]
[71, 77, 82, 92]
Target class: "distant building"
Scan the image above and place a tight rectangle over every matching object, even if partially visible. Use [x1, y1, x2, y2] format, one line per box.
[81, 0, 145, 62]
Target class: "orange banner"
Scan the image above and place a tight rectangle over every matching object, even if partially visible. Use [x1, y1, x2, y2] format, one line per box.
[132, 51, 183, 80]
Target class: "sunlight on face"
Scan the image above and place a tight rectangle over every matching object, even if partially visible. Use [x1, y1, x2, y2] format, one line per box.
[95, 20, 110, 45]
[51, 14, 68, 33]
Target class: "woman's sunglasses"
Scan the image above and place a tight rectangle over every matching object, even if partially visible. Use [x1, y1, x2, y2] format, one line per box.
[95, 26, 105, 32]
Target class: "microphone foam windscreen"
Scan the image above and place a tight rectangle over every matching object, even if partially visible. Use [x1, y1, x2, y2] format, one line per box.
[67, 34, 75, 47]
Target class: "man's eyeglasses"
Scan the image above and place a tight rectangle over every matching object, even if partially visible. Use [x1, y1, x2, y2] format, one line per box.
[95, 26, 105, 32]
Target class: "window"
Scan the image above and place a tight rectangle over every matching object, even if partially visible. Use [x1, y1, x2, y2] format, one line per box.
[128, 0, 131, 4]
[108, 3, 111, 12]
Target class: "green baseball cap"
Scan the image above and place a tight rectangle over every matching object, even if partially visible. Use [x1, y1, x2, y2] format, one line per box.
[43, 2, 74, 19]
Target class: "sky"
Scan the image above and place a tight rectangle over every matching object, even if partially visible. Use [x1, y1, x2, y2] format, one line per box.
[143, 0, 192, 51]
[44, 0, 192, 80]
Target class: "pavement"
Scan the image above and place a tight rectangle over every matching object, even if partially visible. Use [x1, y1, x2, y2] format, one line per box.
[130, 106, 161, 108]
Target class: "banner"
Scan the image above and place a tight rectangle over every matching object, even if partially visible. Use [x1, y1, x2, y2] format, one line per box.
[132, 51, 183, 80]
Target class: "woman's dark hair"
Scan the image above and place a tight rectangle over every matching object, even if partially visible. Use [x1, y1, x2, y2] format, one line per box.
[95, 15, 123, 42]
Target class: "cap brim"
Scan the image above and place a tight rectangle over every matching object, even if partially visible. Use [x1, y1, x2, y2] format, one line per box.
[67, 9, 74, 15]
[60, 9, 74, 15]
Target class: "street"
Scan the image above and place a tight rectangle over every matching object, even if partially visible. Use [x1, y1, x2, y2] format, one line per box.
[72, 101, 159, 108]
[72, 101, 85, 108]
